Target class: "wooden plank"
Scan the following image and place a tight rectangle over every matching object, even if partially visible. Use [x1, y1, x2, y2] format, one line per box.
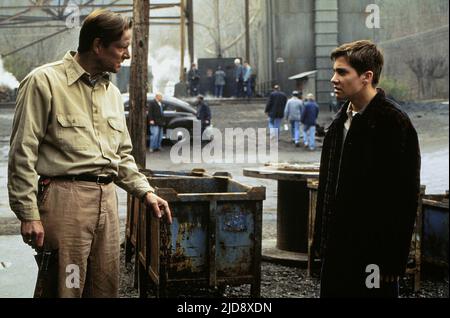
[129, 0, 149, 167]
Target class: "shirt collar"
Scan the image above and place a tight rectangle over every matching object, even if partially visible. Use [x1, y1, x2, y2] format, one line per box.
[64, 51, 111, 88]
[346, 100, 369, 121]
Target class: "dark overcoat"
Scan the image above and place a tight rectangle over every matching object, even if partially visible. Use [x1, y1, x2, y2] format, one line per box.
[313, 89, 421, 297]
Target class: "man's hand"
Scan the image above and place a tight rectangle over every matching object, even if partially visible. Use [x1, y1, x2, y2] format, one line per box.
[21, 221, 44, 249]
[144, 192, 172, 224]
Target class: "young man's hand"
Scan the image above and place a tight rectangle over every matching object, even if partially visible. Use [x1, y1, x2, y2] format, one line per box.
[21, 221, 44, 249]
[144, 192, 172, 224]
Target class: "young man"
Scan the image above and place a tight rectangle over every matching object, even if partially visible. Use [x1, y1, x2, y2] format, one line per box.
[300, 93, 319, 151]
[8, 9, 172, 298]
[148, 92, 165, 152]
[313, 40, 421, 297]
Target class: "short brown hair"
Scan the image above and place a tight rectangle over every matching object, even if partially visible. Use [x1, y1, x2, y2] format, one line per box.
[330, 40, 384, 85]
[78, 9, 132, 53]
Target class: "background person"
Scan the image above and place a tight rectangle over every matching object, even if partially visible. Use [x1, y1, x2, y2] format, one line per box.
[300, 93, 319, 150]
[147, 92, 165, 152]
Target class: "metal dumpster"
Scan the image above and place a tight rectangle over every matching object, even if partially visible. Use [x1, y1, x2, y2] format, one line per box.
[422, 192, 449, 268]
[125, 169, 207, 264]
[134, 171, 266, 297]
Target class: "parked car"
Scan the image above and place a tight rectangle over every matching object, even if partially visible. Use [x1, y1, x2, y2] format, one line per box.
[122, 93, 211, 142]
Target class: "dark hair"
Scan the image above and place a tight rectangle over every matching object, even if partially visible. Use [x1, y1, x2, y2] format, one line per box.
[78, 9, 132, 53]
[330, 40, 384, 86]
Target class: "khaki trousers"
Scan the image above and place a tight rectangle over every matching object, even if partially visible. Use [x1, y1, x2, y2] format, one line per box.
[37, 179, 120, 298]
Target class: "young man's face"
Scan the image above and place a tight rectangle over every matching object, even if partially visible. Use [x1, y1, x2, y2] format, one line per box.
[331, 56, 366, 100]
[97, 29, 131, 73]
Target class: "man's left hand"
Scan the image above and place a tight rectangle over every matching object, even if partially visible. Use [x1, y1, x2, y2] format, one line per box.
[144, 192, 172, 224]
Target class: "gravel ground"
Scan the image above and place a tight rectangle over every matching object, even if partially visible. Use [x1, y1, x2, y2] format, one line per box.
[117, 220, 449, 298]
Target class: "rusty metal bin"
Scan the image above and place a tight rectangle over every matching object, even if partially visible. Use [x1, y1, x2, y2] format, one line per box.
[134, 171, 266, 298]
[125, 169, 207, 264]
[422, 192, 449, 268]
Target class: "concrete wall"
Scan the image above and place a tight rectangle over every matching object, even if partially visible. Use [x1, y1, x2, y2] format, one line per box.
[270, 0, 316, 95]
[337, 0, 449, 100]
[379, 26, 449, 100]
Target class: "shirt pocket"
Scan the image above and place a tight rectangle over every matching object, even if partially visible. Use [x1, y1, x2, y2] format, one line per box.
[107, 117, 124, 152]
[56, 114, 90, 151]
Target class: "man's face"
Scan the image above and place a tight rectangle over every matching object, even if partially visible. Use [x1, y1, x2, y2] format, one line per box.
[155, 94, 163, 103]
[97, 29, 131, 73]
[331, 56, 366, 100]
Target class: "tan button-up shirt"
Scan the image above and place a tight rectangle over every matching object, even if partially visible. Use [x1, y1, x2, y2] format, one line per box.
[8, 51, 154, 221]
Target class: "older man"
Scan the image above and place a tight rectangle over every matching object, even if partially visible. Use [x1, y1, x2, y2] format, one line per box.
[8, 9, 172, 298]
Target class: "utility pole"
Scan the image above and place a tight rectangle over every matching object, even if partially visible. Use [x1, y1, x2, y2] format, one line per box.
[215, 0, 222, 58]
[129, 0, 149, 168]
[245, 0, 250, 64]
[186, 0, 194, 65]
[180, 0, 186, 82]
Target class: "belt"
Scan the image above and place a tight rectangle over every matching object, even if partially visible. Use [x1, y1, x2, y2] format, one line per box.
[43, 175, 114, 185]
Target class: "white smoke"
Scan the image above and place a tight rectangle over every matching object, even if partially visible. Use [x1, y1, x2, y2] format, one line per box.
[121, 44, 188, 96]
[0, 56, 19, 89]
[149, 45, 188, 96]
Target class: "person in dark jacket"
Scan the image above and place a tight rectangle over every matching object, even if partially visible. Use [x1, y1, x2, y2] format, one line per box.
[265, 85, 287, 140]
[214, 66, 226, 98]
[312, 40, 421, 298]
[195, 95, 211, 135]
[188, 63, 200, 97]
[300, 93, 319, 150]
[147, 92, 165, 152]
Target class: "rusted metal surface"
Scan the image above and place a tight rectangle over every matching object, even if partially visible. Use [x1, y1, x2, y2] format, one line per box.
[405, 185, 426, 292]
[131, 171, 265, 298]
[125, 169, 208, 265]
[422, 193, 449, 268]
